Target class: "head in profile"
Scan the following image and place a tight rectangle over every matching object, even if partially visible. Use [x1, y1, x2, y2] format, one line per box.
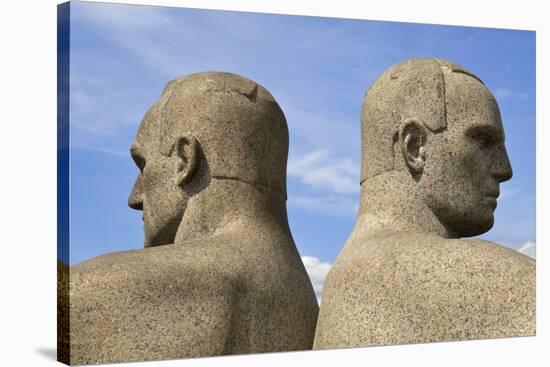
[127, 72, 289, 246]
[360, 58, 512, 237]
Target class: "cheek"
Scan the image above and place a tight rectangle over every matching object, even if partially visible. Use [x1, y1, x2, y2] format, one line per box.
[447, 144, 495, 221]
[458, 145, 491, 189]
[141, 163, 186, 226]
[424, 137, 484, 209]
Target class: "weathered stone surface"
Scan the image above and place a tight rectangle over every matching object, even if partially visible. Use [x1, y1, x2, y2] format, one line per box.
[314, 58, 535, 349]
[70, 72, 318, 365]
[57, 260, 70, 365]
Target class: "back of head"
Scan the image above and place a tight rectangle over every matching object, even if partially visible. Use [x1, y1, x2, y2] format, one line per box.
[360, 58, 481, 181]
[159, 72, 289, 197]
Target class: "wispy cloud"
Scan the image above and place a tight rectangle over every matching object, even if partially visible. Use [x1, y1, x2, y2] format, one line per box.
[69, 70, 151, 139]
[301, 256, 332, 303]
[288, 149, 360, 194]
[72, 145, 129, 157]
[499, 185, 519, 200]
[289, 195, 358, 217]
[517, 241, 536, 258]
[72, 3, 184, 77]
[481, 180, 535, 247]
[493, 87, 528, 100]
[287, 149, 360, 216]
[79, 3, 172, 29]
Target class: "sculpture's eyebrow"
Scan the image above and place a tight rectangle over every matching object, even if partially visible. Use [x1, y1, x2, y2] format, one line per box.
[465, 124, 504, 142]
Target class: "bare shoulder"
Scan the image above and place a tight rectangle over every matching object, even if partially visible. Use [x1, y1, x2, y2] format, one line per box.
[315, 232, 535, 349]
[70, 244, 242, 364]
[457, 238, 535, 267]
[72, 239, 243, 287]
[332, 232, 534, 279]
[325, 233, 535, 310]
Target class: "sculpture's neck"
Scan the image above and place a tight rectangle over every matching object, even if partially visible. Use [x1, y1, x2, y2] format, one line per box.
[174, 178, 289, 244]
[356, 171, 458, 238]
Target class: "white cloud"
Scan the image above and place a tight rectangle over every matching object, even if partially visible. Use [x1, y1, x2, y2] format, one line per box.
[289, 195, 358, 217]
[71, 89, 95, 118]
[69, 72, 148, 137]
[493, 87, 528, 100]
[494, 87, 513, 99]
[72, 145, 128, 157]
[287, 149, 360, 216]
[499, 185, 518, 201]
[72, 3, 182, 76]
[301, 256, 332, 303]
[517, 241, 536, 258]
[288, 149, 360, 194]
[79, 3, 171, 29]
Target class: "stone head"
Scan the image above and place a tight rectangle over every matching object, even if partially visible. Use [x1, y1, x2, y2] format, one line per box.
[128, 86, 189, 247]
[361, 58, 513, 237]
[128, 72, 288, 246]
[157, 72, 288, 196]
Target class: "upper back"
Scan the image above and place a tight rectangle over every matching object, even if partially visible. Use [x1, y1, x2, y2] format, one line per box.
[70, 230, 318, 364]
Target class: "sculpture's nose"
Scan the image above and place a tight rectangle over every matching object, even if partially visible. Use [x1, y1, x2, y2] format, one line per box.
[492, 144, 513, 183]
[128, 176, 144, 210]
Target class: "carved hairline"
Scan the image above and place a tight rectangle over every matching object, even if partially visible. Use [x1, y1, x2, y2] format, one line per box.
[429, 59, 485, 133]
[152, 72, 289, 199]
[360, 58, 488, 182]
[160, 72, 276, 103]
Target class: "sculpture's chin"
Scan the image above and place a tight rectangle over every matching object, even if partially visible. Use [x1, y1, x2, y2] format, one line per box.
[144, 232, 176, 247]
[143, 222, 180, 247]
[455, 215, 495, 238]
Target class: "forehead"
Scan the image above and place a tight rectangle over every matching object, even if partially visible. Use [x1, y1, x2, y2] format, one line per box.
[132, 102, 162, 153]
[444, 73, 504, 133]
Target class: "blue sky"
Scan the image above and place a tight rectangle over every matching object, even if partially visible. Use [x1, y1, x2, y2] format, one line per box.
[62, 1, 536, 297]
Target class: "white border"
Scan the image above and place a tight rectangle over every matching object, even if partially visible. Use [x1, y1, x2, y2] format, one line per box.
[1, 0, 546, 366]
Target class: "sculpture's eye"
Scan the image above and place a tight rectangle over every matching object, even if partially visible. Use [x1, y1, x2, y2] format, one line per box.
[474, 134, 493, 148]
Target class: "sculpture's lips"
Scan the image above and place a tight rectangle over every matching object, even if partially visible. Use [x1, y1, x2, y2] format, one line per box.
[484, 195, 498, 209]
[483, 189, 499, 209]
[485, 190, 500, 198]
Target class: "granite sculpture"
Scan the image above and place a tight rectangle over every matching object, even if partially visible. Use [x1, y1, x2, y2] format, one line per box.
[68, 72, 319, 364]
[313, 58, 535, 349]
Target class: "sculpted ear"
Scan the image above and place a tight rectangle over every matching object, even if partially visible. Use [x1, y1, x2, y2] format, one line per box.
[398, 118, 427, 175]
[161, 133, 200, 187]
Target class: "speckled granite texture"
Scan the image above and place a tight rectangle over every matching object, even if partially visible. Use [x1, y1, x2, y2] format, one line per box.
[69, 72, 318, 365]
[57, 260, 70, 364]
[314, 58, 535, 350]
